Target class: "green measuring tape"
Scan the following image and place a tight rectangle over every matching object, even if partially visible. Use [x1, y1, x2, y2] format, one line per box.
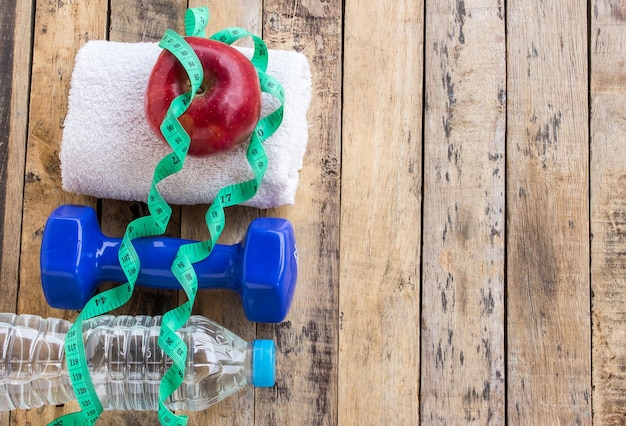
[51, 6, 284, 426]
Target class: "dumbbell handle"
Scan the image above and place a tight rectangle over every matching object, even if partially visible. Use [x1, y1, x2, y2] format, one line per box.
[41, 205, 298, 323]
[95, 235, 241, 291]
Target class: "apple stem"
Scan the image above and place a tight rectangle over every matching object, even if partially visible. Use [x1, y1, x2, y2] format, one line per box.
[186, 79, 205, 95]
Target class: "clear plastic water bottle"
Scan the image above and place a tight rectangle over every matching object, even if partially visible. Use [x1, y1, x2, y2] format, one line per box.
[0, 313, 275, 412]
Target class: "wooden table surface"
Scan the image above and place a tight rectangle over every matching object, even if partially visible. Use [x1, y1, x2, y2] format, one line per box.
[1, 0, 625, 424]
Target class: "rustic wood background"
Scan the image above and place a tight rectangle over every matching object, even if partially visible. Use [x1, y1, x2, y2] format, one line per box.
[0, 0, 625, 424]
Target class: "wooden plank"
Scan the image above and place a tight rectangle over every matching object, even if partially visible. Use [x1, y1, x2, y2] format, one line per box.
[506, 0, 591, 423]
[255, 0, 341, 424]
[200, 0, 262, 44]
[0, 0, 15, 182]
[0, 3, 34, 426]
[13, 0, 107, 424]
[182, 2, 261, 425]
[0, 0, 18, 315]
[421, 1, 505, 423]
[590, 0, 626, 423]
[109, 0, 187, 42]
[339, 1, 422, 424]
[0, 0, 33, 313]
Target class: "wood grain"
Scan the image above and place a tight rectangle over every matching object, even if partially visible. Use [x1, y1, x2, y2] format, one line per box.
[0, 0, 17, 308]
[421, 1, 505, 423]
[0, 3, 33, 425]
[506, 0, 591, 424]
[591, 0, 626, 423]
[109, 0, 186, 42]
[13, 0, 107, 424]
[256, 0, 341, 424]
[201, 0, 262, 46]
[0, 0, 32, 314]
[339, 1, 423, 424]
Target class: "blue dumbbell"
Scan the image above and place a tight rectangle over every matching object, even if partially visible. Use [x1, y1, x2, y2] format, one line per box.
[40, 205, 297, 323]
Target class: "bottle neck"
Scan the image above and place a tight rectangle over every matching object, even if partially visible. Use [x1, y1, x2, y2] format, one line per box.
[244, 343, 254, 385]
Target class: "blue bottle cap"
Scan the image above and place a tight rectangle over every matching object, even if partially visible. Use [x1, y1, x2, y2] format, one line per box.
[252, 340, 276, 387]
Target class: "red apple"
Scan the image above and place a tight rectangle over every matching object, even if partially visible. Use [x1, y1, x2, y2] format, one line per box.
[144, 37, 261, 157]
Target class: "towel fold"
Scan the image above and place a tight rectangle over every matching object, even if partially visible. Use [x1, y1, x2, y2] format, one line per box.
[61, 40, 311, 208]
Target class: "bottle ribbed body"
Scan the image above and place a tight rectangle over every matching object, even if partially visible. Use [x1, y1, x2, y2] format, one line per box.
[0, 313, 251, 411]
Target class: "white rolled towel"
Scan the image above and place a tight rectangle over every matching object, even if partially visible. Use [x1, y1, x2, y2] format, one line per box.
[61, 40, 311, 209]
